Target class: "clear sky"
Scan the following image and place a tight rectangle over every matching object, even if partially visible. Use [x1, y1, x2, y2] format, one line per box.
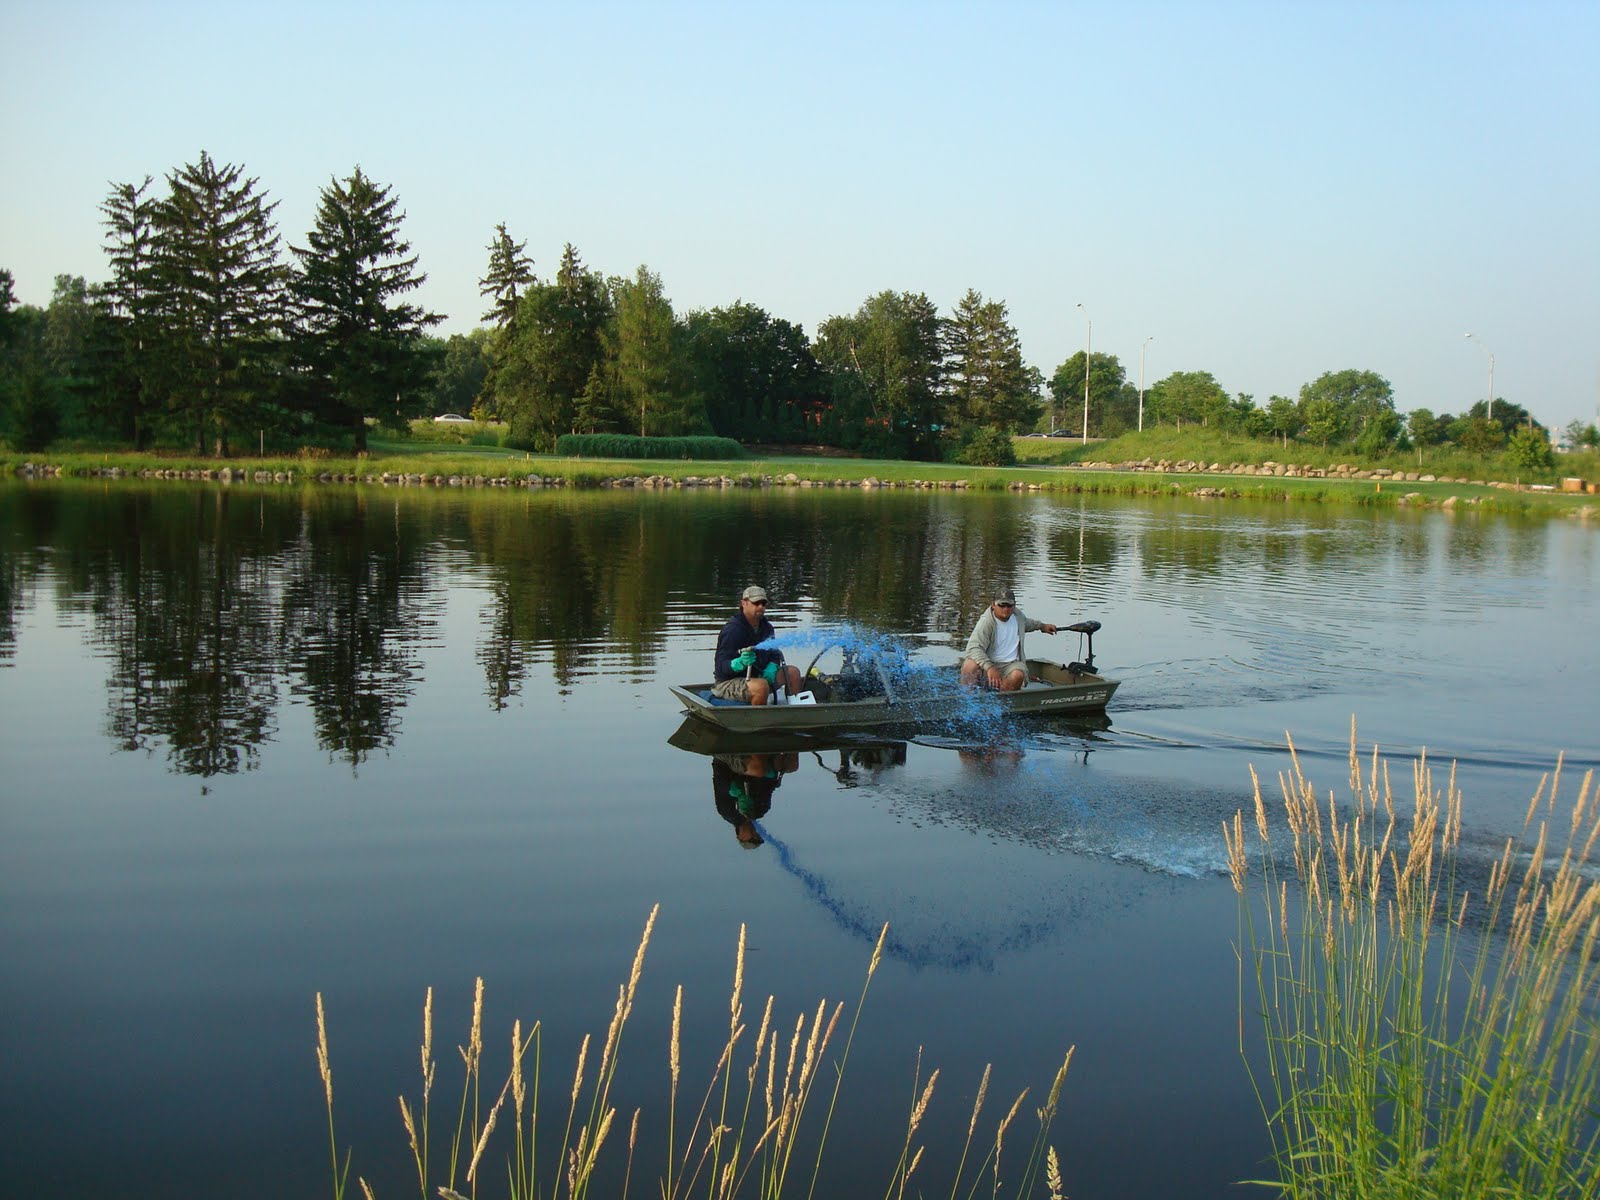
[3, 0, 1596, 431]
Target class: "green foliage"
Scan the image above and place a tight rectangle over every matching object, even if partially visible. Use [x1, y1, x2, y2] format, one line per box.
[497, 244, 613, 450]
[945, 289, 1042, 432]
[1466, 397, 1541, 437]
[681, 301, 824, 441]
[97, 176, 159, 445]
[1407, 406, 1447, 448]
[288, 167, 443, 452]
[814, 290, 944, 459]
[1049, 351, 1127, 436]
[1506, 425, 1555, 472]
[1297, 368, 1395, 441]
[1265, 395, 1300, 445]
[1456, 415, 1506, 455]
[421, 331, 492, 419]
[607, 265, 706, 437]
[478, 222, 536, 327]
[0, 297, 60, 450]
[554, 432, 742, 460]
[1352, 407, 1402, 456]
[146, 152, 289, 454]
[947, 424, 1018, 466]
[1145, 369, 1230, 431]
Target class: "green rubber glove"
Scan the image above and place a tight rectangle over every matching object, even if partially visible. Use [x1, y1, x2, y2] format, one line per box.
[761, 661, 779, 685]
[731, 649, 756, 671]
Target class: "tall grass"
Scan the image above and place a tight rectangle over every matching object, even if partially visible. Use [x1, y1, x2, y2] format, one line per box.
[316, 905, 1073, 1199]
[1225, 725, 1600, 1198]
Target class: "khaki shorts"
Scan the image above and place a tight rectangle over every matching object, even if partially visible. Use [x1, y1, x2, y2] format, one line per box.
[969, 658, 1027, 681]
[712, 677, 755, 701]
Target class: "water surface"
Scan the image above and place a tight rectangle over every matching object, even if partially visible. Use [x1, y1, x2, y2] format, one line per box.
[0, 482, 1595, 1198]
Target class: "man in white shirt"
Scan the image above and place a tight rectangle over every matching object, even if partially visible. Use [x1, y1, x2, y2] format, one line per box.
[960, 588, 1060, 691]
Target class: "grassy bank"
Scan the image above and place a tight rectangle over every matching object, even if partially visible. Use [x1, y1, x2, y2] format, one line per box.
[1014, 426, 1600, 488]
[4, 444, 1597, 519]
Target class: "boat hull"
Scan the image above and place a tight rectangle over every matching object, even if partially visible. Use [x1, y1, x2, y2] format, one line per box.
[671, 659, 1118, 733]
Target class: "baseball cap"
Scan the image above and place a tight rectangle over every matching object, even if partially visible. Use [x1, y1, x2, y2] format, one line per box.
[994, 588, 1016, 605]
[742, 585, 769, 603]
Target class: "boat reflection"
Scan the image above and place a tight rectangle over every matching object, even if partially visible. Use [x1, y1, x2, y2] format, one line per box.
[670, 719, 910, 849]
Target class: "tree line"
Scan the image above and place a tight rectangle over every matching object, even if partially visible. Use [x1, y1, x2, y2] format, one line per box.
[4, 150, 1594, 465]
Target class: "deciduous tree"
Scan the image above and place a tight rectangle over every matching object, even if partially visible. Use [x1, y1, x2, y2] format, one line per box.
[815, 291, 944, 458]
[1507, 426, 1554, 471]
[497, 244, 612, 449]
[681, 302, 823, 441]
[1049, 353, 1128, 435]
[607, 265, 704, 436]
[1145, 370, 1228, 431]
[1297, 369, 1394, 443]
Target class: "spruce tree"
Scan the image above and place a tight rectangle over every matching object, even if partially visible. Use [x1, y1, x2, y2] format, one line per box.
[945, 289, 1040, 432]
[148, 152, 286, 454]
[479, 223, 536, 326]
[289, 167, 443, 451]
[98, 177, 158, 444]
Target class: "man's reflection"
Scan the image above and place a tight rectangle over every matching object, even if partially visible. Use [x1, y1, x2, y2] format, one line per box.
[957, 741, 1027, 777]
[711, 751, 798, 849]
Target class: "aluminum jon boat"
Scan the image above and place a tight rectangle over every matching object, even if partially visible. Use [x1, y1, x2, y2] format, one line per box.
[670, 621, 1119, 734]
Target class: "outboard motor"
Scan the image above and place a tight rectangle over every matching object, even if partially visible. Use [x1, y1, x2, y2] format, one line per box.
[1064, 620, 1101, 676]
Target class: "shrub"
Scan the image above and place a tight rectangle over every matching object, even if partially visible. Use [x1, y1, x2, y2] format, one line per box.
[948, 425, 1018, 467]
[555, 433, 743, 460]
[1507, 426, 1555, 472]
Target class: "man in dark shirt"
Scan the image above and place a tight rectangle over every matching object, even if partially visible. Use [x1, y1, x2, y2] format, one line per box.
[712, 585, 803, 705]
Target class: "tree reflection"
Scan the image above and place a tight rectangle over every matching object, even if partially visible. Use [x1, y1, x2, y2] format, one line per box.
[278, 491, 434, 765]
[7, 482, 1540, 779]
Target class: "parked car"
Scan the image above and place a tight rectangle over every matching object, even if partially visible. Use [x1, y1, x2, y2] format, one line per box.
[433, 413, 474, 424]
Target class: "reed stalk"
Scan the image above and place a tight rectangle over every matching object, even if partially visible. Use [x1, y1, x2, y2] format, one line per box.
[1227, 725, 1600, 1198]
[317, 912, 1074, 1199]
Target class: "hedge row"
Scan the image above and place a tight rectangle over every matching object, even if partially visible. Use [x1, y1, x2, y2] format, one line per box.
[555, 434, 745, 460]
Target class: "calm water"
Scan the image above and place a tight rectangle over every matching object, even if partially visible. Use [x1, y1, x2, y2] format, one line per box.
[1, 481, 1596, 1198]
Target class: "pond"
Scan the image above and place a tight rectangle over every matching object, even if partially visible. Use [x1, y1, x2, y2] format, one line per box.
[0, 481, 1595, 1198]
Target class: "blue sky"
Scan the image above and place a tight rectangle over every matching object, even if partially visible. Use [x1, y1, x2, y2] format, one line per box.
[3, 1, 1596, 431]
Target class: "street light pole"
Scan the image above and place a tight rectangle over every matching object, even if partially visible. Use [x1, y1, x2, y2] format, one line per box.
[1465, 332, 1495, 424]
[1076, 303, 1091, 444]
[1138, 336, 1154, 432]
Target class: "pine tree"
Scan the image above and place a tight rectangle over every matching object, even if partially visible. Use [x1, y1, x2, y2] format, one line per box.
[945, 289, 1039, 431]
[98, 177, 159, 444]
[479, 223, 536, 326]
[148, 152, 286, 454]
[289, 167, 443, 452]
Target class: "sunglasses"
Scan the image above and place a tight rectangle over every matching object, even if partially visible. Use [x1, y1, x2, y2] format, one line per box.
[996, 602, 1014, 609]
[748, 598, 768, 607]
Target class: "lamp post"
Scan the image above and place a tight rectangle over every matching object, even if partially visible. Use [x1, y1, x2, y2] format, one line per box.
[1464, 332, 1495, 424]
[1075, 303, 1091, 444]
[1138, 336, 1154, 432]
